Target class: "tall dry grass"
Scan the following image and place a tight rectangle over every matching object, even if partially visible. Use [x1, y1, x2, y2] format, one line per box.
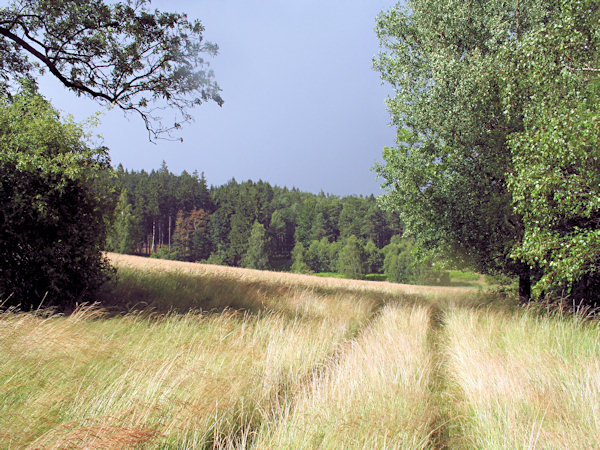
[106, 252, 473, 301]
[253, 303, 437, 449]
[444, 306, 600, 449]
[3, 253, 598, 449]
[0, 273, 381, 447]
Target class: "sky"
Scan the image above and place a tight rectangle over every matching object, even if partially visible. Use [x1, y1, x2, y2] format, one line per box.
[38, 0, 400, 196]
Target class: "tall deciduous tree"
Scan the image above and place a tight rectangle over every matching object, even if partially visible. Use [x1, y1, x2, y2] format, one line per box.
[0, 0, 222, 139]
[337, 236, 367, 280]
[241, 221, 269, 270]
[291, 241, 311, 274]
[504, 0, 600, 303]
[374, 0, 553, 299]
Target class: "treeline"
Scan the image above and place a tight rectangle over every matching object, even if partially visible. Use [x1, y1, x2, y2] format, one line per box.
[106, 163, 447, 283]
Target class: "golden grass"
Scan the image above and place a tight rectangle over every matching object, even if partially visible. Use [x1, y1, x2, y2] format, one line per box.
[253, 303, 437, 449]
[444, 307, 600, 449]
[106, 252, 473, 299]
[2, 254, 599, 449]
[0, 259, 383, 448]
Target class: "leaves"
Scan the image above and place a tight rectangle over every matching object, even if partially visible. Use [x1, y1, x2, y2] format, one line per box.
[505, 0, 600, 299]
[374, 0, 552, 277]
[0, 88, 113, 307]
[0, 0, 222, 139]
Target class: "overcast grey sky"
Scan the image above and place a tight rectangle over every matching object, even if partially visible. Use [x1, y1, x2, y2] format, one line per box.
[40, 1, 399, 196]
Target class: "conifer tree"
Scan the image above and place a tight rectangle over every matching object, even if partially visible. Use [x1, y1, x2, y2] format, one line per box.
[107, 190, 140, 254]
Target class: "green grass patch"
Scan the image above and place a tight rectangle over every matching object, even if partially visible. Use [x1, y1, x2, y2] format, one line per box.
[314, 272, 346, 279]
[448, 270, 480, 282]
[365, 274, 387, 282]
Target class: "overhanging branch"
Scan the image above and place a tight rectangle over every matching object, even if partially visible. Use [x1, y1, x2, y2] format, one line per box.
[0, 25, 115, 103]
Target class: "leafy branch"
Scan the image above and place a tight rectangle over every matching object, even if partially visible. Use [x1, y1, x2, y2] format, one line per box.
[0, 0, 223, 140]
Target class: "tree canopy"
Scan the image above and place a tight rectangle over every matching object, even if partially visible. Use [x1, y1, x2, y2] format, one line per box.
[505, 0, 600, 302]
[374, 0, 553, 299]
[376, 0, 600, 304]
[0, 0, 222, 139]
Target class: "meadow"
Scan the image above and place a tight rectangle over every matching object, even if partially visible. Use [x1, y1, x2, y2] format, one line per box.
[1, 253, 599, 448]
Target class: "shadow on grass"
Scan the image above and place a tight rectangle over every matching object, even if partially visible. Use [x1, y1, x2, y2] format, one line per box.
[96, 266, 394, 319]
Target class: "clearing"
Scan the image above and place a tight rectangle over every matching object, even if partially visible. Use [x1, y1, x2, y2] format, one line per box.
[1, 253, 599, 448]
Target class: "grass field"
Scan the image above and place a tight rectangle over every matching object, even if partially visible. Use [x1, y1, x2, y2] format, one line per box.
[1, 253, 599, 448]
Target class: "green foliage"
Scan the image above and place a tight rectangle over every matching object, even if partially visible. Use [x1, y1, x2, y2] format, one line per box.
[374, 0, 552, 281]
[150, 246, 178, 260]
[383, 238, 414, 284]
[205, 252, 225, 266]
[383, 237, 449, 285]
[0, 0, 222, 138]
[503, 0, 600, 302]
[0, 88, 112, 307]
[241, 221, 270, 270]
[269, 208, 295, 257]
[291, 241, 311, 274]
[191, 227, 213, 262]
[338, 197, 368, 239]
[228, 212, 253, 266]
[448, 270, 480, 283]
[305, 237, 338, 273]
[108, 174, 397, 276]
[365, 274, 386, 282]
[106, 190, 141, 254]
[337, 236, 368, 280]
[172, 208, 210, 261]
[364, 239, 383, 274]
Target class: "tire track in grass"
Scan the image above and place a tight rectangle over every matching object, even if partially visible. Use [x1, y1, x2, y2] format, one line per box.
[209, 291, 390, 449]
[253, 298, 436, 449]
[425, 303, 451, 449]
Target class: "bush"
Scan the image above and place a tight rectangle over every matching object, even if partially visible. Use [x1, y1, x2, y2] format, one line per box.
[150, 247, 178, 260]
[383, 237, 449, 285]
[0, 88, 113, 308]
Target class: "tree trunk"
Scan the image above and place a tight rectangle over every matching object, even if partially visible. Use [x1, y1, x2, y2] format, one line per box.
[519, 268, 531, 303]
[151, 219, 156, 254]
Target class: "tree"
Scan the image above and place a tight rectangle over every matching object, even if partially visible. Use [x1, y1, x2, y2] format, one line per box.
[241, 221, 269, 270]
[364, 239, 383, 274]
[338, 197, 368, 239]
[269, 208, 295, 258]
[208, 207, 230, 263]
[337, 236, 367, 280]
[172, 208, 209, 261]
[106, 189, 141, 254]
[361, 203, 390, 248]
[0, 87, 112, 307]
[374, 0, 553, 299]
[0, 0, 222, 139]
[291, 241, 311, 274]
[504, 0, 600, 304]
[227, 212, 253, 266]
[383, 236, 448, 285]
[294, 197, 316, 246]
[383, 237, 414, 283]
[191, 226, 212, 261]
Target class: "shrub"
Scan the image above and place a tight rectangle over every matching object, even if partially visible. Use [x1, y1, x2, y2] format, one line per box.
[0, 88, 113, 308]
